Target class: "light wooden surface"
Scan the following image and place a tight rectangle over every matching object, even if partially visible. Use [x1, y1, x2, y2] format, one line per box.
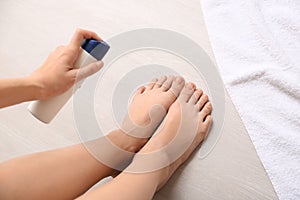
[0, 0, 277, 199]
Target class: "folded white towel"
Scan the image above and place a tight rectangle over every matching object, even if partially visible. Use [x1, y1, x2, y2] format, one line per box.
[202, 0, 300, 199]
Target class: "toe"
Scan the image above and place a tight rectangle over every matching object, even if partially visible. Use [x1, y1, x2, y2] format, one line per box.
[169, 76, 185, 97]
[136, 86, 146, 94]
[197, 94, 209, 110]
[153, 76, 167, 89]
[189, 89, 203, 104]
[200, 102, 212, 120]
[146, 78, 158, 91]
[203, 115, 212, 138]
[203, 115, 212, 129]
[178, 82, 196, 102]
[161, 76, 174, 91]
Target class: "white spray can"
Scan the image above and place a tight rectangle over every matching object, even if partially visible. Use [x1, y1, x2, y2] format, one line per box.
[28, 39, 110, 123]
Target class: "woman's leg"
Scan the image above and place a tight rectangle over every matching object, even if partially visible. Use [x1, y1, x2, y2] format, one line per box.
[78, 83, 212, 200]
[0, 76, 185, 200]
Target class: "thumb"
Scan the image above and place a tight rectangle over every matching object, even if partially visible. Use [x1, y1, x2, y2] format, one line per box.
[72, 61, 103, 82]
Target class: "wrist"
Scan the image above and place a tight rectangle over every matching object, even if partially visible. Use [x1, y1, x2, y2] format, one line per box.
[22, 75, 45, 100]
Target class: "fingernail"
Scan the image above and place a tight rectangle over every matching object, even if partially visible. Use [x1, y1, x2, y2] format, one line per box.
[96, 61, 103, 67]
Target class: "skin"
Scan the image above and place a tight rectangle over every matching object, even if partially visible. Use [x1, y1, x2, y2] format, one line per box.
[0, 76, 187, 199]
[0, 28, 103, 108]
[0, 30, 213, 200]
[78, 83, 212, 200]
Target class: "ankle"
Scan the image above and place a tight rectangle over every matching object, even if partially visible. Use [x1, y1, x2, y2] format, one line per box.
[107, 130, 147, 153]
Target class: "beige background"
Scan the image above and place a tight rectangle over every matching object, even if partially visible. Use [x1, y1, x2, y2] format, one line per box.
[0, 0, 277, 199]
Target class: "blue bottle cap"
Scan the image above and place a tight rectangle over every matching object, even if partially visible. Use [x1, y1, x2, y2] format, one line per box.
[81, 39, 110, 61]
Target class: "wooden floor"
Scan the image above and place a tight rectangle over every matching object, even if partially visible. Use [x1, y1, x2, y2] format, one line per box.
[0, 0, 277, 199]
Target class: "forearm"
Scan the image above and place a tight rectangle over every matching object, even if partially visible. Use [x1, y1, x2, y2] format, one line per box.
[0, 76, 42, 108]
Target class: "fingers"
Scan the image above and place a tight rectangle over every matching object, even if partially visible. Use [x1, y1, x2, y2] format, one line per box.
[70, 61, 103, 82]
[68, 28, 102, 51]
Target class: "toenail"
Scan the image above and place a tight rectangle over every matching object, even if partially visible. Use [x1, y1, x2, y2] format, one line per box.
[175, 76, 184, 84]
[186, 83, 194, 90]
[207, 103, 212, 109]
[152, 78, 158, 82]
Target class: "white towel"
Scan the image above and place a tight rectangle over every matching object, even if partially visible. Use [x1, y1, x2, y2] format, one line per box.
[202, 0, 300, 199]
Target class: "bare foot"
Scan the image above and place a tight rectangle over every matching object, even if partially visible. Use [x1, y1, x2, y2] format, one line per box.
[78, 83, 212, 200]
[129, 82, 212, 189]
[129, 75, 185, 125]
[93, 76, 185, 173]
[111, 75, 185, 153]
